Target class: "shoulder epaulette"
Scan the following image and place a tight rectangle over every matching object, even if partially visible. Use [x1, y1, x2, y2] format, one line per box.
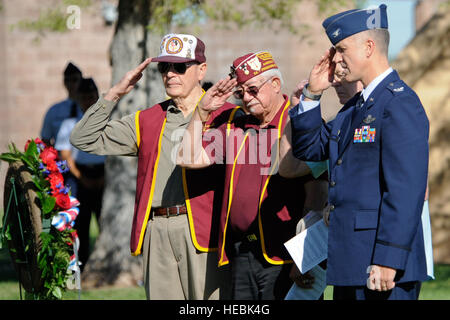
[386, 80, 406, 95]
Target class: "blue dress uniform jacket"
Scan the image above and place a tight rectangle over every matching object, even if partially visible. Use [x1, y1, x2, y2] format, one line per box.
[289, 70, 429, 286]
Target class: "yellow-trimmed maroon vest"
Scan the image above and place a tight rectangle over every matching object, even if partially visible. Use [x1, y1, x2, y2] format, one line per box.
[130, 99, 240, 256]
[216, 97, 326, 266]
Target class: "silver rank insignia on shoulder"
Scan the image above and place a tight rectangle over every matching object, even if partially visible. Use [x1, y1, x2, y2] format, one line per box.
[393, 86, 404, 92]
[363, 114, 376, 124]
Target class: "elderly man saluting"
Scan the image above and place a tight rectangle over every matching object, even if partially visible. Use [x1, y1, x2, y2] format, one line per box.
[288, 4, 429, 300]
[177, 52, 328, 299]
[70, 33, 235, 300]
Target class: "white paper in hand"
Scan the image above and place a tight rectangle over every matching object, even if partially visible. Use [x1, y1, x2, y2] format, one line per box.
[284, 219, 328, 274]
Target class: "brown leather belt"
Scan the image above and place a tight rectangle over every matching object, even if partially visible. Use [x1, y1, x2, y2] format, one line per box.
[153, 205, 187, 217]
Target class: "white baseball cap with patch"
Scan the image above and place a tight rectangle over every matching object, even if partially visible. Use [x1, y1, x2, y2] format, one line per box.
[152, 33, 206, 63]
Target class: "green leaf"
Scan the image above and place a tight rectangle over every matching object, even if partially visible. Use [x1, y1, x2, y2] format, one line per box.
[32, 177, 44, 191]
[8, 142, 21, 154]
[8, 143, 16, 154]
[25, 140, 38, 157]
[0, 152, 21, 163]
[20, 154, 36, 170]
[42, 196, 56, 214]
[35, 191, 44, 203]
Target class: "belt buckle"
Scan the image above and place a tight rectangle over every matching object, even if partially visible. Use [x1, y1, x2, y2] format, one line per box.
[166, 206, 181, 218]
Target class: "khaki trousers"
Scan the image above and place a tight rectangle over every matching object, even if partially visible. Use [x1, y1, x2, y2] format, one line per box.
[142, 214, 230, 300]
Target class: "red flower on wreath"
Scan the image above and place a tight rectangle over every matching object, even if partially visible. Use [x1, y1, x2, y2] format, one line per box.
[55, 193, 71, 210]
[46, 160, 59, 173]
[24, 138, 45, 152]
[47, 172, 65, 194]
[39, 146, 58, 164]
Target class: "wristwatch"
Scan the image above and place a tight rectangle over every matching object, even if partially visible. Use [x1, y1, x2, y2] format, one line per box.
[303, 84, 322, 101]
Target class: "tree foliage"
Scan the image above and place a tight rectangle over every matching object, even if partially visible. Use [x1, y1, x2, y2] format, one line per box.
[11, 0, 91, 35]
[12, 0, 354, 37]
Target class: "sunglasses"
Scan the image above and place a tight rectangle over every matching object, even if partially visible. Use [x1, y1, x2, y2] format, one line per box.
[157, 62, 198, 74]
[233, 77, 272, 100]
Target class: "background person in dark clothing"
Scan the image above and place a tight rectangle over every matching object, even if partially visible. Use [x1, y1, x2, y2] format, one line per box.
[55, 78, 105, 271]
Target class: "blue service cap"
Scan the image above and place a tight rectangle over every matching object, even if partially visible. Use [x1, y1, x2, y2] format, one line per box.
[323, 4, 388, 45]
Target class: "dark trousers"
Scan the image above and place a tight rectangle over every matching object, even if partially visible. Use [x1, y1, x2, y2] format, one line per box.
[72, 164, 104, 271]
[333, 281, 421, 300]
[228, 236, 292, 300]
[75, 182, 103, 270]
[65, 173, 79, 197]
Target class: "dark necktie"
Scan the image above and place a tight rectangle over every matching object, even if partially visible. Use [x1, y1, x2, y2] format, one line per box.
[337, 93, 366, 155]
[337, 94, 364, 154]
[355, 94, 365, 110]
[351, 94, 365, 125]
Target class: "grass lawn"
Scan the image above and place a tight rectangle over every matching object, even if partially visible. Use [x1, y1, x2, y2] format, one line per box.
[1, 209, 449, 300]
[0, 213, 147, 300]
[0, 247, 146, 300]
[322, 263, 450, 300]
[1, 244, 449, 300]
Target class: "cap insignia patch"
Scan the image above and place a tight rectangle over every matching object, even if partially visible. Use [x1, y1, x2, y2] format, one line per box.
[166, 37, 183, 54]
[332, 28, 341, 38]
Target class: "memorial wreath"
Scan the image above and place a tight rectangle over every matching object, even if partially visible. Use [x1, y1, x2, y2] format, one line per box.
[0, 138, 81, 299]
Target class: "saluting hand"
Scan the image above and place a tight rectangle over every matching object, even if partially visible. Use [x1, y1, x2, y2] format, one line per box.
[290, 79, 309, 106]
[306, 47, 336, 97]
[197, 76, 237, 121]
[104, 58, 152, 101]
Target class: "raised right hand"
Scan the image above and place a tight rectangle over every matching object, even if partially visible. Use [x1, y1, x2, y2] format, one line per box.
[104, 58, 152, 101]
[307, 47, 336, 95]
[197, 76, 237, 121]
[290, 79, 309, 106]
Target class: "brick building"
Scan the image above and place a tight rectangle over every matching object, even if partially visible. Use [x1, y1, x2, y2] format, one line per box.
[0, 0, 341, 202]
[0, 0, 448, 263]
[0, 0, 115, 196]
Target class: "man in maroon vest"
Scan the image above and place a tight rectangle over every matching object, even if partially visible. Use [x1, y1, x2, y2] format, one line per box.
[70, 33, 237, 299]
[177, 52, 328, 299]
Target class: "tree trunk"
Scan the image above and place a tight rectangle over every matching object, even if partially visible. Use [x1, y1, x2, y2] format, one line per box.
[81, 0, 165, 288]
[392, 6, 450, 264]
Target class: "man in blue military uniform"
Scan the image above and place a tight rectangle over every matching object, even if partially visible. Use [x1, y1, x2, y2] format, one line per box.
[288, 4, 429, 300]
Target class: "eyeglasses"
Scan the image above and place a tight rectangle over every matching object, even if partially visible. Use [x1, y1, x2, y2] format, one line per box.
[157, 62, 198, 74]
[233, 77, 272, 100]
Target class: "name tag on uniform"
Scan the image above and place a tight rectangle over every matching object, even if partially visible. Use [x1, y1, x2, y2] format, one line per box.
[354, 125, 376, 143]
